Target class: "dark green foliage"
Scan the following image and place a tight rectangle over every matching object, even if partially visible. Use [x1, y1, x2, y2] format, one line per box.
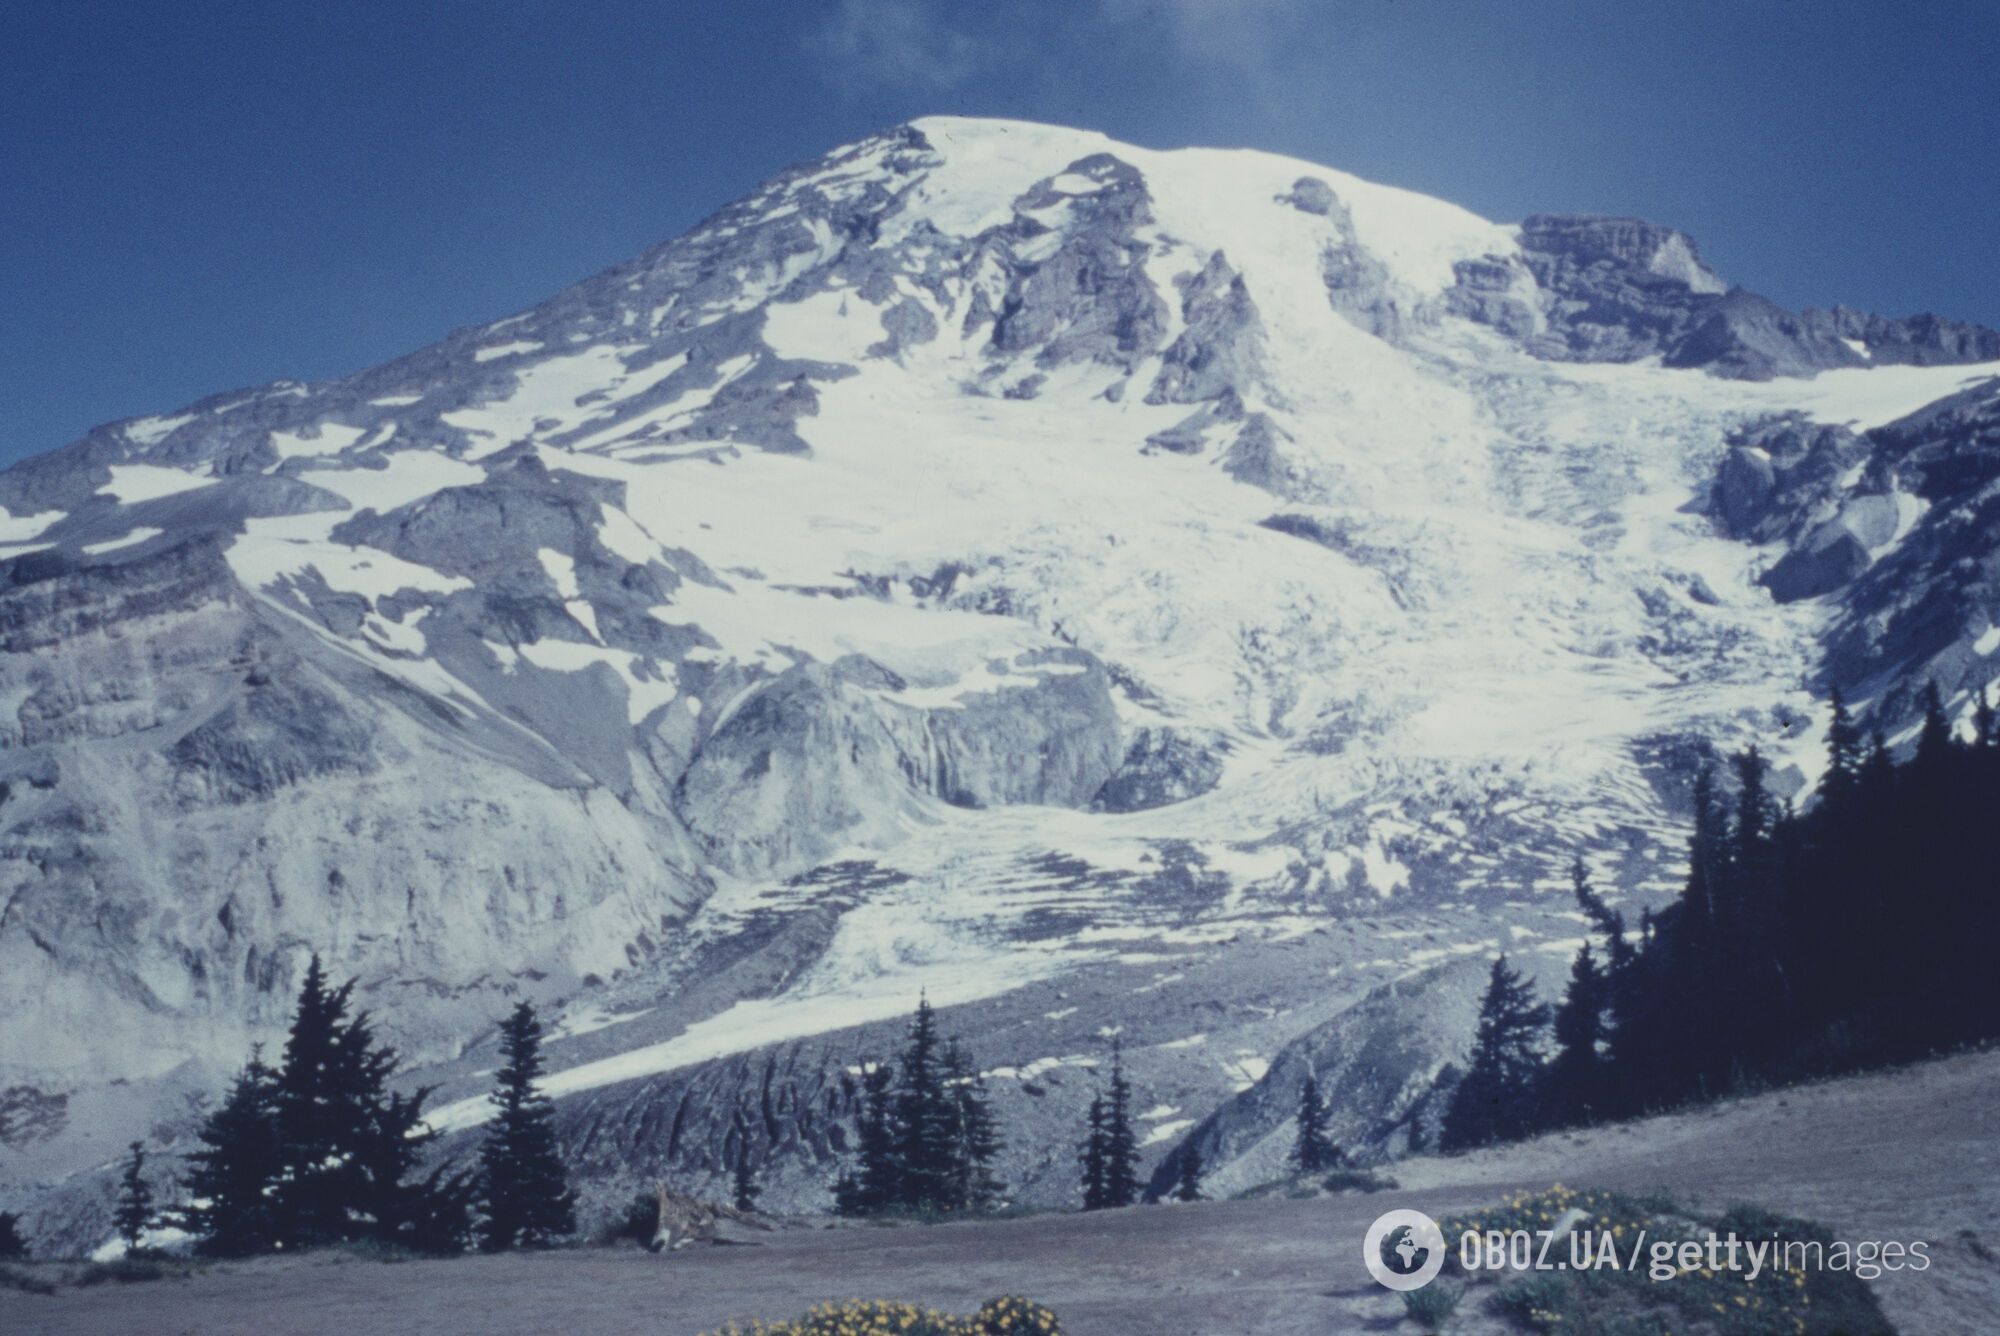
[179, 954, 471, 1257]
[0, 1210, 28, 1260]
[1097, 1040, 1140, 1209]
[177, 1050, 283, 1257]
[890, 996, 956, 1211]
[943, 1039, 1004, 1211]
[1077, 1092, 1108, 1211]
[835, 998, 1007, 1217]
[475, 1002, 576, 1250]
[113, 1141, 154, 1251]
[1477, 681, 2000, 1150]
[1541, 942, 1608, 1127]
[1288, 1073, 1342, 1174]
[1169, 1145, 1203, 1202]
[1439, 957, 1547, 1151]
[835, 1060, 899, 1216]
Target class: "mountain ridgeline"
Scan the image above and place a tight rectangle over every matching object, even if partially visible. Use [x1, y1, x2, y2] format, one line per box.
[4, 117, 2000, 1234]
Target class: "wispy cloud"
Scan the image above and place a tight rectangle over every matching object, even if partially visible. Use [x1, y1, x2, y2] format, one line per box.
[811, 0, 1319, 104]
[816, 0, 996, 95]
[1102, 0, 1312, 84]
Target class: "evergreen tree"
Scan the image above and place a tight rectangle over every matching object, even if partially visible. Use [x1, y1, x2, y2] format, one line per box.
[1976, 686, 1997, 748]
[1542, 944, 1608, 1126]
[1170, 1146, 1204, 1202]
[835, 1060, 900, 1217]
[1440, 957, 1547, 1151]
[178, 1049, 283, 1258]
[731, 1144, 761, 1214]
[889, 996, 956, 1212]
[1077, 1092, 1108, 1211]
[269, 955, 368, 1248]
[0, 1210, 28, 1260]
[113, 1141, 155, 1252]
[1824, 684, 1864, 802]
[1100, 1040, 1140, 1208]
[832, 1001, 1009, 1217]
[329, 1007, 467, 1254]
[476, 1002, 576, 1250]
[1289, 1074, 1339, 1174]
[943, 1038, 1004, 1211]
[1914, 678, 1956, 770]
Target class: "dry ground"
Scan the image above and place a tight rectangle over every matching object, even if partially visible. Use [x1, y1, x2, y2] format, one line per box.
[12, 1046, 1999, 1335]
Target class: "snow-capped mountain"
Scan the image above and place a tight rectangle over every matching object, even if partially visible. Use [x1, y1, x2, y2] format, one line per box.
[5, 117, 2000, 1218]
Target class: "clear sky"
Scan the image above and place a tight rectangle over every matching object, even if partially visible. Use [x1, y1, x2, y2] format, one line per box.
[4, 0, 1997, 467]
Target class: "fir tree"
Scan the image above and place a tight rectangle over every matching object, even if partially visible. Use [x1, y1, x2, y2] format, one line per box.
[178, 1049, 283, 1258]
[1915, 678, 1956, 770]
[836, 1060, 899, 1217]
[269, 955, 367, 1248]
[476, 1002, 576, 1250]
[1824, 684, 1864, 801]
[1170, 1146, 1204, 1202]
[1078, 1092, 1108, 1211]
[1542, 944, 1608, 1127]
[943, 1038, 1004, 1211]
[1099, 1040, 1140, 1209]
[0, 1210, 28, 1260]
[1976, 686, 1997, 748]
[1440, 956, 1547, 1151]
[113, 1141, 155, 1252]
[331, 1008, 466, 1253]
[890, 995, 956, 1212]
[1289, 1074, 1339, 1174]
[832, 1001, 1008, 1217]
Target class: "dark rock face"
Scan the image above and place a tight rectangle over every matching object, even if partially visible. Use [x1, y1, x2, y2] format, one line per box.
[1709, 415, 1873, 547]
[1507, 213, 1730, 365]
[1801, 306, 2000, 367]
[1092, 727, 1229, 812]
[1450, 214, 2000, 381]
[1817, 380, 2000, 712]
[1149, 252, 1263, 406]
[984, 154, 1168, 371]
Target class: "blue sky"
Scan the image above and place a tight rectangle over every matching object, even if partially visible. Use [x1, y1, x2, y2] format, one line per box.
[3, 0, 1997, 467]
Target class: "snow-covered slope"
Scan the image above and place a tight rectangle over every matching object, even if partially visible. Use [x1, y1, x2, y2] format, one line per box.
[6, 117, 2000, 1212]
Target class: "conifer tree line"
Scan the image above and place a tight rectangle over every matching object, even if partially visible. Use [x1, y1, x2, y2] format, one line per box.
[120, 955, 578, 1257]
[1077, 1040, 1140, 1210]
[833, 996, 1004, 1216]
[1441, 685, 2000, 1150]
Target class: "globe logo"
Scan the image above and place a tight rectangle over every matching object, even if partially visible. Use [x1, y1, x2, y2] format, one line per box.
[1363, 1208, 1447, 1291]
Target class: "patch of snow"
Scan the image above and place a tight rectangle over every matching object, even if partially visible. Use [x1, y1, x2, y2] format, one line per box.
[82, 527, 163, 555]
[474, 339, 544, 362]
[97, 464, 217, 504]
[0, 505, 65, 543]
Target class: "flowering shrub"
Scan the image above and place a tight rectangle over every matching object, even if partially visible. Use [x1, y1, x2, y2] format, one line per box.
[1439, 1185, 1891, 1335]
[705, 1296, 1059, 1336]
